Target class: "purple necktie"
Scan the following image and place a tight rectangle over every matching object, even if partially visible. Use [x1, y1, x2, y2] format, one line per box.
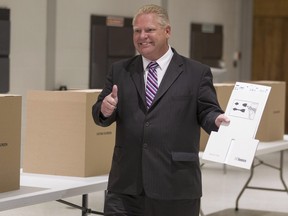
[146, 61, 159, 109]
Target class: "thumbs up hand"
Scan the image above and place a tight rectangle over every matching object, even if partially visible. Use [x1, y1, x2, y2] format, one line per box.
[101, 85, 118, 118]
[111, 85, 118, 101]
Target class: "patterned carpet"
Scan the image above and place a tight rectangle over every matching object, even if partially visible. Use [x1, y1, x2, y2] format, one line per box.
[207, 208, 288, 216]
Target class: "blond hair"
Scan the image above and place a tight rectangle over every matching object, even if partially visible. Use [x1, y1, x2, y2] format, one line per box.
[132, 4, 170, 28]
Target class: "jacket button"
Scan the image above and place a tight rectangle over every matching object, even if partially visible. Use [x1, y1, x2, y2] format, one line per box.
[143, 143, 148, 148]
[145, 122, 150, 127]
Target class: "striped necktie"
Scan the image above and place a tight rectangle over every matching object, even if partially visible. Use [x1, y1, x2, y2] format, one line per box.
[146, 61, 159, 109]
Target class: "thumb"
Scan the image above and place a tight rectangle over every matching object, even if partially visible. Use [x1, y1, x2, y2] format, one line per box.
[111, 85, 118, 99]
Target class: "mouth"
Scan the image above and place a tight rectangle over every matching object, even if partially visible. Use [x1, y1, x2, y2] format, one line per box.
[139, 42, 152, 46]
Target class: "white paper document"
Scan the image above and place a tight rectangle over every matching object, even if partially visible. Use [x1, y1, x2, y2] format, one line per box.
[202, 82, 271, 169]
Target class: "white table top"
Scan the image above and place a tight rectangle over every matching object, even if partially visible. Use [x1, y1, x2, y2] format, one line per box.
[0, 173, 108, 211]
[1, 138, 288, 212]
[199, 137, 288, 157]
[255, 139, 288, 156]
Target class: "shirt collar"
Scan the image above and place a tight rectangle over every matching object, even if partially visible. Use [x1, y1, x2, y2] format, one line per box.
[142, 46, 173, 70]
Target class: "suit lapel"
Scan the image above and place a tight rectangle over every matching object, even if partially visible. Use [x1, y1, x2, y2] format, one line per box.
[152, 53, 184, 107]
[130, 57, 147, 106]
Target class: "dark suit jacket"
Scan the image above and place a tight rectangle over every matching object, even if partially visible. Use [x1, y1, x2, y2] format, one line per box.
[92, 49, 223, 200]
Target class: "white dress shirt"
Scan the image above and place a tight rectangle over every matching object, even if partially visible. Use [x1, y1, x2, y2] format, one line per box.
[143, 46, 174, 87]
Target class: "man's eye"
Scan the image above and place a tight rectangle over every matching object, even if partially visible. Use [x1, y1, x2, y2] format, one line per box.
[147, 28, 155, 32]
[134, 29, 141, 33]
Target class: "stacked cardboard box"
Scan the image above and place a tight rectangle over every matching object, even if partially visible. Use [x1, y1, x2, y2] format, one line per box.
[23, 90, 115, 177]
[200, 81, 286, 151]
[0, 95, 21, 192]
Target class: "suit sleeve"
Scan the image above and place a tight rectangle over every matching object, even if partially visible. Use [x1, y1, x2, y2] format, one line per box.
[197, 66, 224, 134]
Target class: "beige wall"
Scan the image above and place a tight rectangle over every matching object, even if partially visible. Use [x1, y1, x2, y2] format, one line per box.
[168, 0, 242, 82]
[0, 0, 47, 95]
[0, 0, 248, 93]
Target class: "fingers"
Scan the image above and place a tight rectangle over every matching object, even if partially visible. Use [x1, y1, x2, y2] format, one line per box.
[223, 115, 230, 123]
[215, 114, 230, 128]
[101, 96, 117, 117]
[101, 85, 118, 118]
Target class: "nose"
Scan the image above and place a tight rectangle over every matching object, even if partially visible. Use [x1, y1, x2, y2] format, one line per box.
[139, 30, 148, 39]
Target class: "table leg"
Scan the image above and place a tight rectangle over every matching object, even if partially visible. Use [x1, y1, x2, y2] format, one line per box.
[82, 194, 88, 216]
[235, 159, 255, 211]
[235, 150, 288, 211]
[57, 194, 105, 215]
[280, 151, 288, 194]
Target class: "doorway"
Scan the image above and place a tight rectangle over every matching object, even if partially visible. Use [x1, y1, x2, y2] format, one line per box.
[0, 8, 10, 93]
[89, 15, 135, 89]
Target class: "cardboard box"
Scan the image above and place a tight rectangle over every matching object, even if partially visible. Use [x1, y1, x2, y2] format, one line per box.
[0, 95, 21, 193]
[251, 81, 286, 141]
[23, 90, 115, 177]
[200, 81, 286, 151]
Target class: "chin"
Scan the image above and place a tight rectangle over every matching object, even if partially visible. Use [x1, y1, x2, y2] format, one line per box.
[139, 49, 154, 58]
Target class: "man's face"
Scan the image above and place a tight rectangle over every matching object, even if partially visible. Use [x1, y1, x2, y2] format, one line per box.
[133, 13, 171, 61]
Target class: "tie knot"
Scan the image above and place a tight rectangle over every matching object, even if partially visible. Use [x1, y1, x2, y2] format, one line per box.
[147, 61, 158, 70]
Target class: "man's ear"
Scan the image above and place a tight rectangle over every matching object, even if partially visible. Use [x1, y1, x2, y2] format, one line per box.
[165, 25, 171, 38]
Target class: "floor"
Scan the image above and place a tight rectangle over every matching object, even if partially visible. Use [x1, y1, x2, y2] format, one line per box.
[207, 208, 288, 216]
[0, 150, 287, 216]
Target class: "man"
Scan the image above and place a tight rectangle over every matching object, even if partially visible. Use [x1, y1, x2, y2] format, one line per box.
[92, 4, 229, 216]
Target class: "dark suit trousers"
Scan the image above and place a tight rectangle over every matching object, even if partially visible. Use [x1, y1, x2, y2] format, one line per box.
[104, 191, 200, 216]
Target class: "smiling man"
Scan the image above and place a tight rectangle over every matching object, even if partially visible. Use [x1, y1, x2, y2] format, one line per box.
[92, 4, 229, 216]
[132, 7, 171, 62]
